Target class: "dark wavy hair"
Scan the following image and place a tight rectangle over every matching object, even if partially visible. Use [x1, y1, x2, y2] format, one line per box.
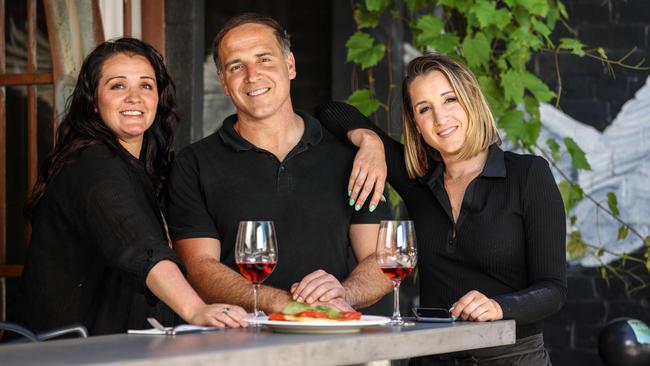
[25, 37, 178, 220]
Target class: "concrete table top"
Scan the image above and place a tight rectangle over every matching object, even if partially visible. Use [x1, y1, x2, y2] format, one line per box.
[0, 320, 516, 366]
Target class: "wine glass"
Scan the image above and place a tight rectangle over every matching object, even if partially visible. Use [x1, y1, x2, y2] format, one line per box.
[376, 220, 417, 325]
[235, 220, 278, 322]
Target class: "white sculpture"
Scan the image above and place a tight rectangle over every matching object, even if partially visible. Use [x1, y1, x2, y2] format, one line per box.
[539, 75, 650, 266]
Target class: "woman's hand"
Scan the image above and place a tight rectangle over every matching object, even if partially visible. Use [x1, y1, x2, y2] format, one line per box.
[450, 290, 503, 322]
[347, 129, 387, 212]
[188, 303, 250, 328]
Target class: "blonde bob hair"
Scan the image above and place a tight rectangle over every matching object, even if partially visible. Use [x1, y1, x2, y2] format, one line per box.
[402, 54, 501, 178]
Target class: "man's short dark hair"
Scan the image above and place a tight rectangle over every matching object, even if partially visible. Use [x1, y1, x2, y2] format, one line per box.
[212, 13, 291, 72]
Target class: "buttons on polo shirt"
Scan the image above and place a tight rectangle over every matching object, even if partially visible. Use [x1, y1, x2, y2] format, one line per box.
[277, 164, 292, 193]
[446, 230, 456, 253]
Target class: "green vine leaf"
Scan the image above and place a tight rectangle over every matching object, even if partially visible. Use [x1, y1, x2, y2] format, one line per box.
[517, 0, 550, 17]
[531, 17, 551, 37]
[546, 7, 559, 31]
[567, 230, 587, 259]
[557, 1, 568, 18]
[414, 15, 444, 47]
[498, 110, 525, 143]
[524, 95, 540, 120]
[523, 118, 542, 146]
[501, 69, 524, 103]
[412, 15, 460, 53]
[505, 40, 533, 69]
[522, 72, 556, 103]
[559, 38, 586, 57]
[462, 32, 491, 68]
[617, 225, 629, 241]
[354, 6, 381, 29]
[365, 0, 392, 12]
[493, 8, 513, 30]
[510, 25, 543, 50]
[479, 76, 506, 115]
[596, 248, 605, 257]
[346, 89, 381, 116]
[546, 138, 560, 161]
[432, 34, 461, 54]
[564, 137, 592, 170]
[558, 180, 584, 212]
[531, 18, 552, 46]
[607, 192, 620, 217]
[345, 32, 386, 70]
[471, 0, 497, 28]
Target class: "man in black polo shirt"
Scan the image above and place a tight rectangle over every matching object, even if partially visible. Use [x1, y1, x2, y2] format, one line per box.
[167, 13, 392, 314]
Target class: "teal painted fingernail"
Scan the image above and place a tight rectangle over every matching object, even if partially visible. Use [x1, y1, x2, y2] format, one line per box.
[355, 204, 361, 211]
[348, 190, 352, 196]
[369, 204, 376, 212]
[349, 198, 355, 206]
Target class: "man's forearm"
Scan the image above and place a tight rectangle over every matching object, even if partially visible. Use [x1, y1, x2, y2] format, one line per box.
[186, 257, 292, 313]
[343, 254, 393, 309]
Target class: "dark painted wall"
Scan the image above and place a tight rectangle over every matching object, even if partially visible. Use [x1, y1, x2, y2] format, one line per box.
[165, 0, 204, 147]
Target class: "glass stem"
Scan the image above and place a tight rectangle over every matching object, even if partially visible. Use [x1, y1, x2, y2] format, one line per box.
[253, 283, 260, 317]
[392, 281, 402, 321]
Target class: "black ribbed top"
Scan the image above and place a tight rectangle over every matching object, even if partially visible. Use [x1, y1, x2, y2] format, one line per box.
[317, 101, 567, 339]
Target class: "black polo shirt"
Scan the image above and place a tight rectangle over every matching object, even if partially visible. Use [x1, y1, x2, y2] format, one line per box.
[167, 111, 390, 291]
[317, 101, 567, 340]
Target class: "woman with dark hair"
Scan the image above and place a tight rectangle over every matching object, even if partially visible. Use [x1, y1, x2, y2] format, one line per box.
[18, 38, 248, 335]
[317, 54, 566, 365]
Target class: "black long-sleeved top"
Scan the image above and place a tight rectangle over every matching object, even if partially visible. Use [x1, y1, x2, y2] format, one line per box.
[16, 143, 183, 335]
[317, 102, 567, 339]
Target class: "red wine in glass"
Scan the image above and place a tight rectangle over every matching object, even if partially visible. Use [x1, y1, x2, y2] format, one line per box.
[376, 220, 417, 325]
[235, 221, 278, 322]
[237, 262, 277, 284]
[379, 265, 414, 283]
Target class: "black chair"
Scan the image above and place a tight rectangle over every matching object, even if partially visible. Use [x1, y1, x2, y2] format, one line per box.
[0, 321, 88, 343]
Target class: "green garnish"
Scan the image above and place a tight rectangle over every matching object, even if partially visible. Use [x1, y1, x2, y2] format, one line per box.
[282, 301, 343, 318]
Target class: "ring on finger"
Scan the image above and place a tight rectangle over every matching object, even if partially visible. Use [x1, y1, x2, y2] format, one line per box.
[222, 306, 230, 314]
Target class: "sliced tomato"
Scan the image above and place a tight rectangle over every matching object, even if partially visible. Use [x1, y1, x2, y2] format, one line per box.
[268, 313, 286, 321]
[294, 311, 330, 319]
[338, 311, 362, 321]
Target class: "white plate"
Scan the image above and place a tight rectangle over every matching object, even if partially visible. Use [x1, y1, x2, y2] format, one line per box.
[248, 315, 391, 334]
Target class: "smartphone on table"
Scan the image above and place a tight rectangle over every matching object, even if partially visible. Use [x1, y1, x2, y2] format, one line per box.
[411, 307, 456, 322]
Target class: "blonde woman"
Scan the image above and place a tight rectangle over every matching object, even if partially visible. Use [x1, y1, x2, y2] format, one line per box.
[317, 54, 566, 365]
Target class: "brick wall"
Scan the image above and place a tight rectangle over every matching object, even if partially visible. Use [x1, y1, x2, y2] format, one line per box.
[532, 0, 650, 130]
[533, 2, 650, 364]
